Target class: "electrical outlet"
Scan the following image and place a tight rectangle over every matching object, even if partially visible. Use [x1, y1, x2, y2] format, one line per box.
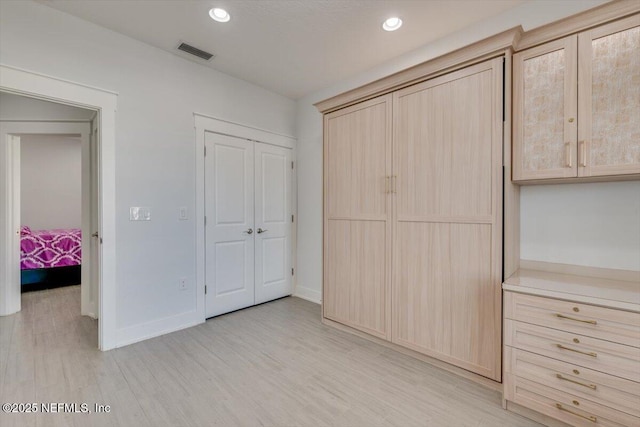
[178, 277, 187, 291]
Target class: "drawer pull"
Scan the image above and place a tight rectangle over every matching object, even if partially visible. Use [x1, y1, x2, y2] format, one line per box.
[556, 374, 597, 390]
[555, 403, 597, 423]
[555, 313, 597, 325]
[556, 344, 597, 358]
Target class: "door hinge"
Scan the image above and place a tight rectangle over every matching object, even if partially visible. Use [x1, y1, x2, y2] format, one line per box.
[205, 285, 207, 294]
[204, 146, 207, 156]
[291, 268, 294, 276]
[291, 214, 294, 223]
[291, 161, 294, 170]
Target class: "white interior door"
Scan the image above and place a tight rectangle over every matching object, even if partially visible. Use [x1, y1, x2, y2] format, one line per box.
[205, 132, 255, 317]
[254, 143, 293, 304]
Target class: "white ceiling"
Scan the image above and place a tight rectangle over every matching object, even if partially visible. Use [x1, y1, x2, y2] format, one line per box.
[42, 0, 525, 99]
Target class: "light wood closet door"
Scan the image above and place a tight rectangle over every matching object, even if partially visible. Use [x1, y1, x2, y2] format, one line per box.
[513, 36, 578, 181]
[324, 95, 392, 339]
[578, 14, 640, 177]
[392, 59, 503, 380]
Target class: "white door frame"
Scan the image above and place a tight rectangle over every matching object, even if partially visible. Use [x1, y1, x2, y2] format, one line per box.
[194, 113, 296, 322]
[0, 122, 96, 318]
[0, 64, 118, 350]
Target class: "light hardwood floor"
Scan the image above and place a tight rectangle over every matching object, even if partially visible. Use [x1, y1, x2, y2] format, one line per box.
[0, 286, 541, 427]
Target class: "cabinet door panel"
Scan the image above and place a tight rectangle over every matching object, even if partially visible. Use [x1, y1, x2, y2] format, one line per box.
[578, 15, 640, 177]
[323, 95, 392, 339]
[326, 98, 389, 220]
[325, 220, 387, 337]
[513, 36, 578, 180]
[393, 222, 498, 379]
[392, 59, 502, 380]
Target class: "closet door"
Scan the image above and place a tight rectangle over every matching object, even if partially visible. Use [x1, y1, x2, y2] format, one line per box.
[392, 59, 503, 380]
[578, 15, 640, 177]
[513, 36, 578, 181]
[205, 133, 255, 318]
[254, 143, 293, 304]
[324, 95, 392, 339]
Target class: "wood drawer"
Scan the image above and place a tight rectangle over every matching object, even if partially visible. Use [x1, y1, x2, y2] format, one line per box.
[505, 292, 640, 347]
[505, 347, 640, 417]
[505, 374, 639, 427]
[505, 320, 640, 382]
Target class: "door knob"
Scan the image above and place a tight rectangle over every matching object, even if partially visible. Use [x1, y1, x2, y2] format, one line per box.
[91, 232, 99, 238]
[257, 228, 268, 234]
[244, 228, 253, 235]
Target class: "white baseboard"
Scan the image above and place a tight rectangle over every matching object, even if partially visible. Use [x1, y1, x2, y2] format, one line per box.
[294, 286, 321, 304]
[116, 310, 203, 348]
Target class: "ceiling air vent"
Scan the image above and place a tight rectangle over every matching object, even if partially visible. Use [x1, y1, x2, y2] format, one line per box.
[177, 42, 214, 61]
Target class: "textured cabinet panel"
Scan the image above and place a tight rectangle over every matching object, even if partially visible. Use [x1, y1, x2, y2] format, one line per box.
[323, 95, 392, 339]
[579, 15, 640, 177]
[392, 59, 503, 380]
[324, 219, 387, 338]
[513, 36, 578, 180]
[393, 222, 498, 378]
[326, 97, 389, 220]
[395, 69, 493, 219]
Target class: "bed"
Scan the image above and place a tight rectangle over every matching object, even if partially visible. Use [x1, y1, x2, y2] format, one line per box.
[20, 226, 82, 291]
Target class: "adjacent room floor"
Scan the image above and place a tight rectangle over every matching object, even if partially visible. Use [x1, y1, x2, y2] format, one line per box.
[0, 286, 540, 427]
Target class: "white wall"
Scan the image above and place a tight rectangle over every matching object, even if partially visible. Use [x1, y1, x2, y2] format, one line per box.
[0, 1, 296, 342]
[20, 134, 82, 230]
[294, 0, 609, 303]
[521, 182, 640, 271]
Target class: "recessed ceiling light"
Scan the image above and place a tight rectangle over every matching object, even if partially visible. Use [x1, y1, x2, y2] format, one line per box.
[382, 17, 402, 32]
[209, 8, 230, 23]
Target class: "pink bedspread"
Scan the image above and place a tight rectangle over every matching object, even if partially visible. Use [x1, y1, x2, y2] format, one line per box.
[20, 226, 82, 270]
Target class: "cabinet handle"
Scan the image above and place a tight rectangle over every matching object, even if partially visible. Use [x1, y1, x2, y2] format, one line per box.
[556, 374, 597, 390]
[579, 141, 587, 167]
[556, 344, 597, 358]
[555, 313, 597, 325]
[555, 403, 597, 423]
[565, 142, 572, 167]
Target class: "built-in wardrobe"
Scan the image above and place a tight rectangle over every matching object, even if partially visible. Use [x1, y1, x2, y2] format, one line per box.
[318, 2, 639, 426]
[321, 55, 505, 381]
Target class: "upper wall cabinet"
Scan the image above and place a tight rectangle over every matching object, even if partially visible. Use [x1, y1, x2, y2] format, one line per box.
[513, 14, 640, 182]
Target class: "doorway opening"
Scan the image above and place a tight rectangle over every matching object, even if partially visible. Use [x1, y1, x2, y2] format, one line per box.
[0, 64, 118, 350]
[0, 92, 98, 348]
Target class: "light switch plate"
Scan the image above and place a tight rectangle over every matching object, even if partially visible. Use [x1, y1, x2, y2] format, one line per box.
[130, 207, 151, 221]
[179, 207, 188, 220]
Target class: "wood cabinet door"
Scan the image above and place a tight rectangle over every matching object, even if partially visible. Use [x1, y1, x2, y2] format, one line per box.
[323, 95, 392, 339]
[513, 36, 578, 181]
[578, 14, 640, 177]
[392, 59, 503, 380]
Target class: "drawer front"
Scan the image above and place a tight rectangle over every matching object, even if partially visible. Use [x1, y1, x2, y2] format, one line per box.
[505, 347, 640, 417]
[505, 292, 640, 347]
[505, 374, 639, 427]
[505, 320, 640, 381]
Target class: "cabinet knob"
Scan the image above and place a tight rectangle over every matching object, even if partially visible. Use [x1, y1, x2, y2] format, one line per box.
[568, 117, 575, 123]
